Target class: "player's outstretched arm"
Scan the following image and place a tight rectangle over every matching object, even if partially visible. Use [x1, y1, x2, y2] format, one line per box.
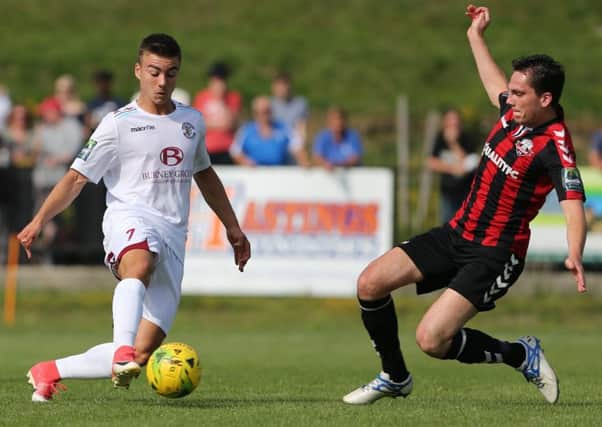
[17, 169, 88, 259]
[466, 4, 507, 108]
[193, 167, 251, 272]
[560, 199, 587, 293]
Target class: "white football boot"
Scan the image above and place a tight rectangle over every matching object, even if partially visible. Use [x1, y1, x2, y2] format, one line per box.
[112, 345, 141, 389]
[516, 336, 559, 404]
[343, 371, 413, 405]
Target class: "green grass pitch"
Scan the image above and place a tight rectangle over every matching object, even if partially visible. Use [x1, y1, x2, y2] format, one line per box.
[1, 290, 602, 426]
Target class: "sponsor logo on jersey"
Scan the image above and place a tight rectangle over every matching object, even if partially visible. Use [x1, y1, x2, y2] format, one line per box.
[482, 143, 519, 179]
[515, 138, 533, 157]
[182, 122, 196, 139]
[160, 146, 184, 166]
[561, 167, 584, 192]
[77, 139, 98, 161]
[130, 124, 156, 133]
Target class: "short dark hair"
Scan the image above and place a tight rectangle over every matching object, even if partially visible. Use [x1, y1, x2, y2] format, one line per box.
[138, 33, 181, 63]
[273, 71, 291, 82]
[207, 61, 230, 79]
[511, 54, 565, 105]
[93, 69, 113, 82]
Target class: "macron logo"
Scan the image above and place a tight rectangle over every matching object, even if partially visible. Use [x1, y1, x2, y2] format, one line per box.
[130, 125, 156, 133]
[483, 143, 519, 179]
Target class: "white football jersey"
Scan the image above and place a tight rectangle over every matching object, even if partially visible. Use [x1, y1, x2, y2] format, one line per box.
[71, 100, 211, 258]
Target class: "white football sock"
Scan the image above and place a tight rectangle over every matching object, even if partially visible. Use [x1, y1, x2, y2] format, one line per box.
[112, 278, 146, 347]
[55, 342, 116, 379]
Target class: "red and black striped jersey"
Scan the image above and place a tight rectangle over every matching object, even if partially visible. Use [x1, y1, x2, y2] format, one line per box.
[448, 92, 585, 258]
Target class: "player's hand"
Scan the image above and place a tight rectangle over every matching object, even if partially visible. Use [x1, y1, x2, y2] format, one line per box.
[466, 4, 490, 35]
[565, 256, 586, 293]
[17, 220, 42, 260]
[227, 227, 251, 272]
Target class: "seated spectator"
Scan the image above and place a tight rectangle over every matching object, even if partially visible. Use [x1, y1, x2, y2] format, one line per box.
[1, 105, 36, 232]
[589, 129, 602, 170]
[32, 97, 84, 261]
[86, 69, 126, 132]
[427, 108, 478, 223]
[192, 61, 241, 164]
[271, 72, 309, 156]
[54, 74, 87, 123]
[312, 107, 363, 170]
[230, 96, 308, 166]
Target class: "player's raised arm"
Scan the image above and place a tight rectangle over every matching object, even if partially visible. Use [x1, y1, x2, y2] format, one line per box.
[560, 199, 587, 293]
[466, 4, 507, 108]
[193, 167, 251, 272]
[17, 169, 88, 259]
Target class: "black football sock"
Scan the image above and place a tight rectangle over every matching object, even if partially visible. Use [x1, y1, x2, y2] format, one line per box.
[359, 295, 410, 382]
[444, 327, 526, 368]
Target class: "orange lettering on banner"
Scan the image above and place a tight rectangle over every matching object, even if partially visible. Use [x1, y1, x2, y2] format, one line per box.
[241, 201, 379, 235]
[203, 187, 235, 250]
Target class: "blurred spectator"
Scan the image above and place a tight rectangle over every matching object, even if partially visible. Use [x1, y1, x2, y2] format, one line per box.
[0, 84, 12, 133]
[1, 105, 36, 232]
[427, 108, 478, 223]
[271, 72, 309, 160]
[588, 129, 602, 170]
[192, 61, 241, 164]
[54, 74, 87, 123]
[86, 70, 126, 132]
[312, 107, 363, 170]
[230, 96, 308, 166]
[32, 97, 84, 261]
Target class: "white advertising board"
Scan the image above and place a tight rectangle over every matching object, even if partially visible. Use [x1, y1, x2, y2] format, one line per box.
[529, 167, 602, 263]
[182, 166, 394, 297]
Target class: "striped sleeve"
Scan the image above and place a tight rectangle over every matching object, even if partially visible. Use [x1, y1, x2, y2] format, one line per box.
[540, 126, 586, 202]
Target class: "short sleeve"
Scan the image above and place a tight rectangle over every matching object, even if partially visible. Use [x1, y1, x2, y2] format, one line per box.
[540, 132, 586, 202]
[193, 123, 211, 172]
[229, 124, 248, 157]
[350, 130, 363, 156]
[71, 113, 118, 184]
[312, 130, 328, 155]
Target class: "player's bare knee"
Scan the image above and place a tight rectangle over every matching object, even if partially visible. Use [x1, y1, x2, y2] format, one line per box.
[357, 267, 383, 300]
[415, 326, 447, 358]
[120, 256, 155, 284]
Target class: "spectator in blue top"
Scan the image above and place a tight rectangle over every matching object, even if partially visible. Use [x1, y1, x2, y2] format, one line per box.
[589, 129, 602, 170]
[313, 107, 363, 170]
[230, 96, 308, 166]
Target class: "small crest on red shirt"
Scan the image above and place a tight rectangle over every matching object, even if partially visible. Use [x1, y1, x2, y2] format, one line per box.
[515, 138, 534, 157]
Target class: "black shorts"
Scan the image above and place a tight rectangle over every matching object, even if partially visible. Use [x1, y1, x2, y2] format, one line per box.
[399, 225, 524, 311]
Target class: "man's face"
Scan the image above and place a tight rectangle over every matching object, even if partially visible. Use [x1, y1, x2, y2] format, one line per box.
[272, 79, 290, 99]
[253, 98, 272, 124]
[135, 52, 180, 106]
[507, 71, 551, 127]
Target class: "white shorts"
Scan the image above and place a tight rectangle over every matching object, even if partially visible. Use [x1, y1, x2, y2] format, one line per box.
[103, 214, 184, 334]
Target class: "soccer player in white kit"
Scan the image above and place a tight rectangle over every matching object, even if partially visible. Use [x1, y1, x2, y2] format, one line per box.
[18, 34, 251, 402]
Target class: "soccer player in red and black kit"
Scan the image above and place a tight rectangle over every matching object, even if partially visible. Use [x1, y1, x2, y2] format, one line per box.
[343, 4, 586, 405]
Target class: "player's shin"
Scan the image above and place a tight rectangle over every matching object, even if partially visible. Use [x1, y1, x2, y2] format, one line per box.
[444, 327, 525, 367]
[112, 278, 146, 346]
[359, 295, 410, 382]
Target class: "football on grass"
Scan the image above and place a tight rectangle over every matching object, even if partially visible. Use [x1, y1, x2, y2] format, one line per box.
[146, 342, 201, 398]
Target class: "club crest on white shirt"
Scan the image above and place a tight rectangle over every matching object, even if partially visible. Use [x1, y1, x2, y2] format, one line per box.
[515, 138, 534, 157]
[182, 122, 196, 139]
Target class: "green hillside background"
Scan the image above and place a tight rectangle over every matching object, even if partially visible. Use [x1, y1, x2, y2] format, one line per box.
[2, 0, 602, 165]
